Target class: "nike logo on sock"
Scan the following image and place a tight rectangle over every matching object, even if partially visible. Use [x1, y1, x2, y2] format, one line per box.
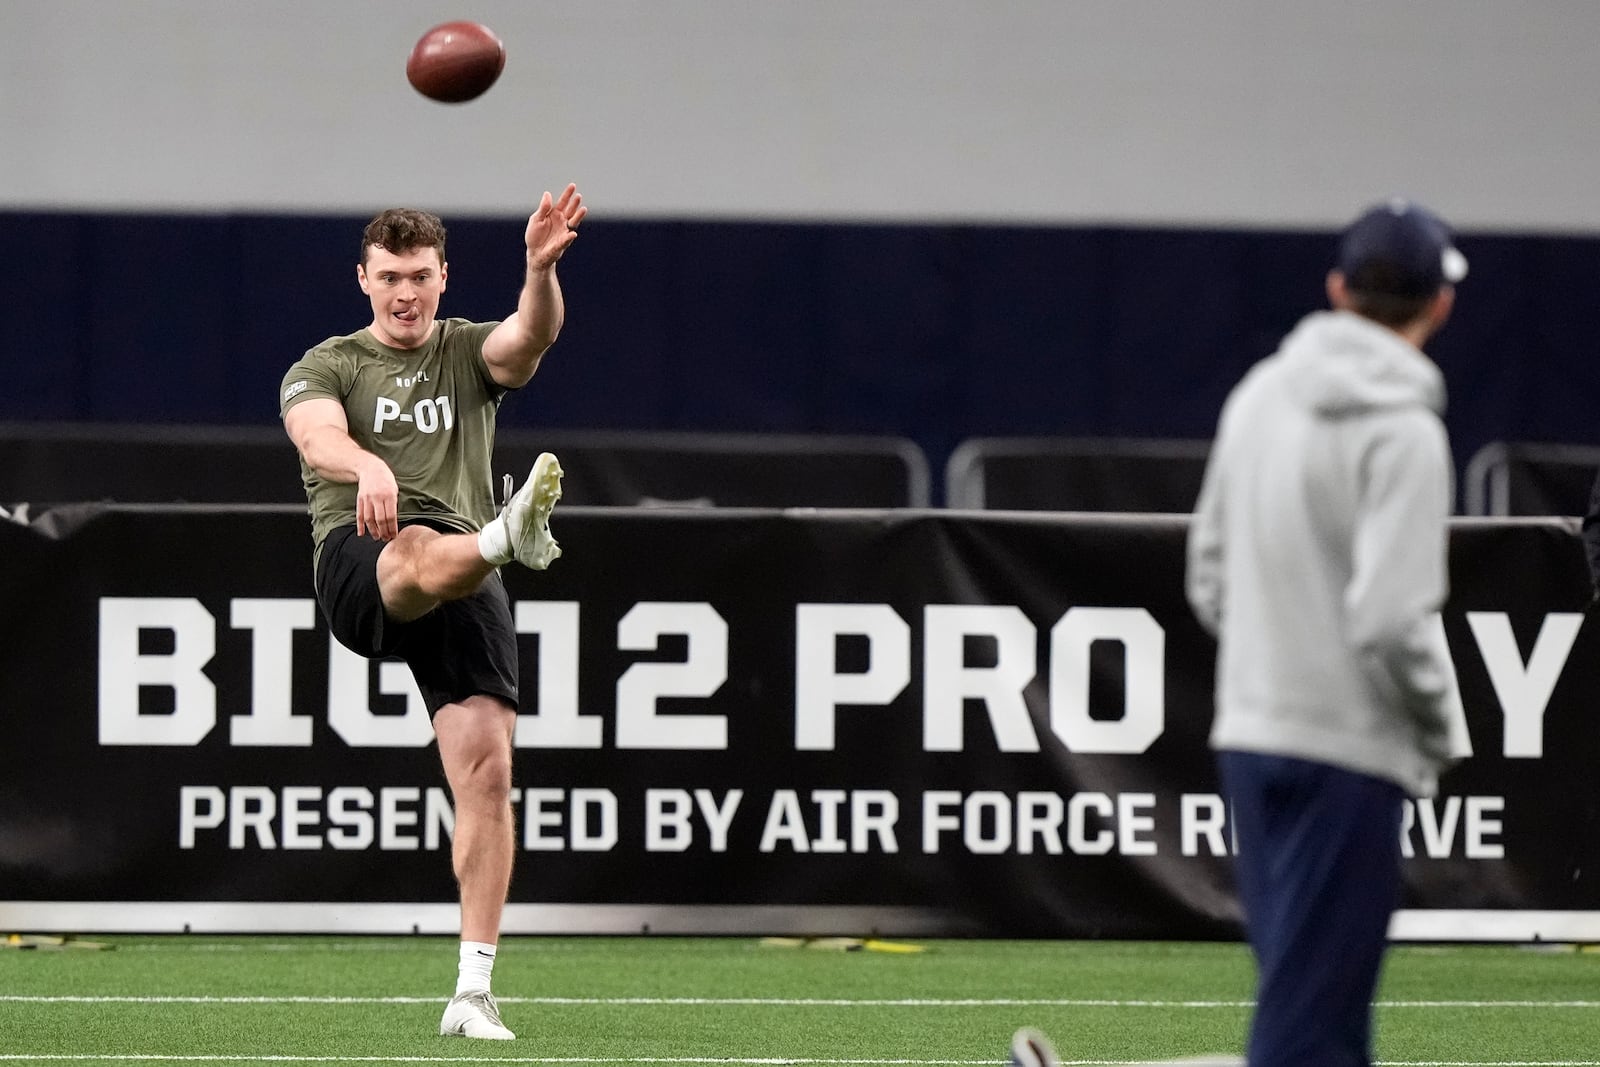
[475, 950, 494, 958]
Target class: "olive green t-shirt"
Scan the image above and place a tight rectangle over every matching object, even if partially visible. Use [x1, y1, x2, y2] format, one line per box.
[278, 318, 506, 560]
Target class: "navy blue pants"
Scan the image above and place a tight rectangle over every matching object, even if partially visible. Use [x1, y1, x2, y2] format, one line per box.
[1217, 750, 1407, 1067]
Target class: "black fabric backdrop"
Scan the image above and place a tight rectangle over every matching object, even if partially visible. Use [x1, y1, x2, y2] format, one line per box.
[2, 506, 1596, 937]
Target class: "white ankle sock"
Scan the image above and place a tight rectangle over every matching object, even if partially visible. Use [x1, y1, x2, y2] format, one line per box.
[456, 940, 497, 995]
[477, 518, 510, 566]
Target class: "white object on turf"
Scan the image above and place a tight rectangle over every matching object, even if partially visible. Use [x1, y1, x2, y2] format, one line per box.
[1010, 1028, 1239, 1067]
[1010, 1028, 1057, 1067]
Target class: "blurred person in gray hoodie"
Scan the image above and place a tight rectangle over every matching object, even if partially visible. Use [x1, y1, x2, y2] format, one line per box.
[1185, 199, 1468, 1067]
[1007, 205, 1469, 1067]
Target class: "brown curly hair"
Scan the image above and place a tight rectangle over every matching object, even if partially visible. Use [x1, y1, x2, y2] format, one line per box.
[360, 208, 447, 264]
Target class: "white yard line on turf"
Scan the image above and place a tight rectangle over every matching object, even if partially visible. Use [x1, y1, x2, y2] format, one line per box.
[5, 995, 1600, 1008]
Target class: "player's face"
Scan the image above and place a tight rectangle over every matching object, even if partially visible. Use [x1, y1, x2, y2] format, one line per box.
[357, 245, 448, 350]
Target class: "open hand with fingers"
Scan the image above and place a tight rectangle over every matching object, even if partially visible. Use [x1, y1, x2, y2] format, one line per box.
[526, 184, 586, 270]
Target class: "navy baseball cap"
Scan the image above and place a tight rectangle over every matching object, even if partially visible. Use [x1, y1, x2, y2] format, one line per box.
[1338, 198, 1468, 298]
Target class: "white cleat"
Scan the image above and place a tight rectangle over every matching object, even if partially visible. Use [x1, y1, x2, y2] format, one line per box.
[439, 990, 515, 1040]
[482, 452, 563, 570]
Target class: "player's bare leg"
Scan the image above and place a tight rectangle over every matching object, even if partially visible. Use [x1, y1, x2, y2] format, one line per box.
[435, 695, 516, 943]
[375, 453, 564, 624]
[377, 526, 497, 622]
[435, 695, 518, 1040]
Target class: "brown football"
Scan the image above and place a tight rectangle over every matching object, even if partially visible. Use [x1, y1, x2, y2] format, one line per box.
[406, 21, 505, 104]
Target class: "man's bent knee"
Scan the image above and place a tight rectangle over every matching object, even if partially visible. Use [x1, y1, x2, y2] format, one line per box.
[435, 697, 517, 797]
[379, 527, 489, 618]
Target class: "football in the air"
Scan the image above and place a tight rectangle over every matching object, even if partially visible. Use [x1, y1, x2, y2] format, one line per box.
[406, 21, 505, 103]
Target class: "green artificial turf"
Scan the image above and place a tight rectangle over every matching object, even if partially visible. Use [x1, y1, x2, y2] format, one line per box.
[2, 936, 1598, 1064]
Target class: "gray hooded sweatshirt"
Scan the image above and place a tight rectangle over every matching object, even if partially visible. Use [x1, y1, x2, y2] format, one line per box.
[1186, 309, 1459, 796]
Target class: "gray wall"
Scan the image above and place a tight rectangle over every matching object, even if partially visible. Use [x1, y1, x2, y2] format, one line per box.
[5, 0, 1599, 230]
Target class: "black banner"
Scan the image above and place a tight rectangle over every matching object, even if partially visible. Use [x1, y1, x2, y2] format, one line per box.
[1, 506, 1596, 939]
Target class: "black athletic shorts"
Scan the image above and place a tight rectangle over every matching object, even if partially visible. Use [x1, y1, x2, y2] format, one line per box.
[315, 522, 519, 716]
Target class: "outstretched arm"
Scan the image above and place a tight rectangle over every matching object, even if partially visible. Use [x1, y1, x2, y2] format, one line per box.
[483, 183, 587, 388]
[285, 397, 400, 541]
